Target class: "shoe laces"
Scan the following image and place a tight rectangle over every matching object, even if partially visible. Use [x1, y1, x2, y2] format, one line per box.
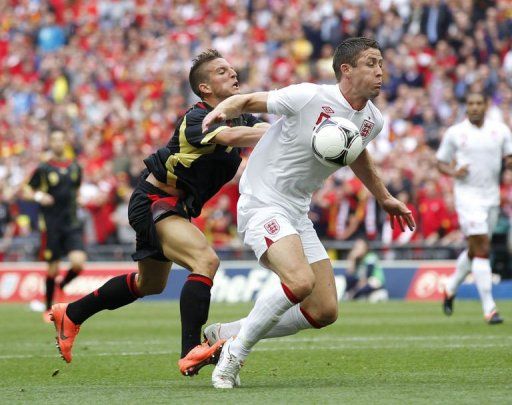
[218, 346, 243, 378]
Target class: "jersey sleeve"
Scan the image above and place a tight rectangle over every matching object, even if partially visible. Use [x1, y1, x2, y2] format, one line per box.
[27, 166, 44, 190]
[501, 124, 512, 157]
[243, 113, 266, 128]
[267, 83, 318, 117]
[183, 107, 230, 147]
[436, 128, 456, 163]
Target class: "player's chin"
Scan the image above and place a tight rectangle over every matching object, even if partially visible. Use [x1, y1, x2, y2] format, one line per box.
[368, 88, 381, 99]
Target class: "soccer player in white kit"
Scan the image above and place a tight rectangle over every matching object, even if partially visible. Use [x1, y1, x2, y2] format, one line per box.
[202, 37, 415, 389]
[437, 91, 512, 324]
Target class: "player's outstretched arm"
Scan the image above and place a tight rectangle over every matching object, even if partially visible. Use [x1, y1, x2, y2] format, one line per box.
[202, 92, 269, 133]
[350, 149, 415, 232]
[213, 124, 270, 147]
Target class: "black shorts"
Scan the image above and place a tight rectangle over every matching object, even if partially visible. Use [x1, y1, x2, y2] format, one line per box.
[40, 224, 84, 262]
[128, 175, 191, 262]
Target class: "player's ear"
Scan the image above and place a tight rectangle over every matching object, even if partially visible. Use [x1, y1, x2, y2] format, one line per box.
[340, 63, 351, 77]
[198, 82, 211, 97]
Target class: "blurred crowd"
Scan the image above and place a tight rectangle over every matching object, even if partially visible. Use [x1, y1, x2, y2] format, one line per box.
[1, 0, 512, 259]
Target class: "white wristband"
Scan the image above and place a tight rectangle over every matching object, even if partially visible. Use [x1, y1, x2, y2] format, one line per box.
[34, 191, 44, 203]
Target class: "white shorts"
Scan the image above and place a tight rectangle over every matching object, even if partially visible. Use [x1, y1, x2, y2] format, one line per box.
[456, 203, 499, 237]
[237, 194, 329, 265]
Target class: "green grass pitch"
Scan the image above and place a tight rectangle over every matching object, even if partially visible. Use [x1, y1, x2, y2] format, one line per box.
[1, 301, 511, 404]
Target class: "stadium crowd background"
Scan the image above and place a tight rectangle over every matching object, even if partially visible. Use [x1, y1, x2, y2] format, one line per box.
[0, 0, 512, 265]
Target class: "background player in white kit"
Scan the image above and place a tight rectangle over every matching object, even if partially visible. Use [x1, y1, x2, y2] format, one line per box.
[437, 91, 512, 324]
[202, 37, 415, 389]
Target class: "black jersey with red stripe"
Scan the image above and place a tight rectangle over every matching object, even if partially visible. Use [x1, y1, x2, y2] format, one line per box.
[143, 101, 262, 217]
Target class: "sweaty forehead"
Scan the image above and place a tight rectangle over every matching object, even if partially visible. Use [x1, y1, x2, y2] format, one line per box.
[357, 48, 382, 62]
[205, 58, 231, 72]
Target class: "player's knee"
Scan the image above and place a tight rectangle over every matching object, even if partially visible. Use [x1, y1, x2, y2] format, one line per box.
[288, 276, 315, 302]
[137, 278, 167, 296]
[192, 249, 219, 278]
[316, 304, 338, 327]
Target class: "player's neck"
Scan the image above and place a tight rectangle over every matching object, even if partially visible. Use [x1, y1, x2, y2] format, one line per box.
[51, 153, 67, 161]
[338, 84, 367, 111]
[469, 118, 484, 128]
[202, 96, 222, 108]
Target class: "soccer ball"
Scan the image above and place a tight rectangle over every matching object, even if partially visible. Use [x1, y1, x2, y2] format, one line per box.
[311, 116, 363, 167]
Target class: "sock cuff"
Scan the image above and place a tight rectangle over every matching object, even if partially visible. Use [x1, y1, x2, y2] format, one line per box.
[281, 283, 300, 304]
[299, 307, 323, 329]
[187, 274, 213, 287]
[126, 273, 142, 298]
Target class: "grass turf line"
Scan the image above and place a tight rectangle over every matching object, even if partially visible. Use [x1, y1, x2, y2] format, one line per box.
[1, 301, 511, 404]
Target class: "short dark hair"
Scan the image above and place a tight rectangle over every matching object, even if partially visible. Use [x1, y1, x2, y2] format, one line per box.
[189, 49, 224, 98]
[332, 37, 382, 81]
[465, 91, 488, 103]
[49, 126, 66, 137]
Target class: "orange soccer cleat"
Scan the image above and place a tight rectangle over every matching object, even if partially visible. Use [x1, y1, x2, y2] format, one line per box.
[178, 339, 226, 376]
[50, 303, 80, 363]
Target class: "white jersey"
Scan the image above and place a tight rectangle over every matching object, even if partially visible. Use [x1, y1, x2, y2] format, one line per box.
[436, 118, 512, 206]
[239, 83, 384, 215]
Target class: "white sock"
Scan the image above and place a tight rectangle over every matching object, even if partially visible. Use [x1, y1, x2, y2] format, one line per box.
[217, 318, 245, 340]
[446, 249, 471, 296]
[229, 284, 295, 360]
[218, 305, 313, 341]
[471, 257, 496, 316]
[265, 304, 313, 338]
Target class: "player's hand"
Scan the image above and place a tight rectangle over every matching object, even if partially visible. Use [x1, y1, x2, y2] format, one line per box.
[35, 191, 54, 206]
[380, 196, 415, 232]
[454, 164, 469, 179]
[202, 110, 227, 133]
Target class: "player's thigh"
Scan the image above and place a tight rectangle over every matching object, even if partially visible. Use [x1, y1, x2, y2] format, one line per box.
[263, 234, 315, 298]
[47, 260, 60, 277]
[155, 215, 219, 277]
[467, 234, 490, 256]
[137, 257, 172, 295]
[68, 250, 87, 268]
[300, 258, 338, 325]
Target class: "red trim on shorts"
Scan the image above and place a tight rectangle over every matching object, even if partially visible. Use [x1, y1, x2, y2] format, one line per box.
[39, 230, 48, 260]
[197, 102, 206, 110]
[187, 274, 213, 287]
[93, 289, 99, 297]
[281, 283, 300, 304]
[147, 194, 178, 206]
[300, 307, 323, 329]
[264, 237, 274, 248]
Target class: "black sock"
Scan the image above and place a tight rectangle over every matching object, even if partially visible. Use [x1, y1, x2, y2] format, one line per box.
[60, 268, 80, 289]
[45, 276, 56, 310]
[180, 274, 213, 358]
[66, 273, 140, 325]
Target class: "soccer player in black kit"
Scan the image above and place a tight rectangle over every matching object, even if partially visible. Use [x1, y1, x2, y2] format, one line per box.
[25, 128, 87, 323]
[50, 49, 269, 376]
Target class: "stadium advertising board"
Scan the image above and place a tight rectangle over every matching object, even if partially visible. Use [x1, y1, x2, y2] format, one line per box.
[0, 261, 510, 303]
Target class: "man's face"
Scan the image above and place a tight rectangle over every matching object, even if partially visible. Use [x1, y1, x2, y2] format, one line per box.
[345, 48, 383, 100]
[202, 58, 240, 99]
[466, 93, 487, 124]
[49, 131, 66, 156]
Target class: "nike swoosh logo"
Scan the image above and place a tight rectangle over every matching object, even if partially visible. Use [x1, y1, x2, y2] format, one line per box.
[59, 316, 68, 340]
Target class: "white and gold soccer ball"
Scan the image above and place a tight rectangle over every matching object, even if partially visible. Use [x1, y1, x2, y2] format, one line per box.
[311, 116, 364, 167]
